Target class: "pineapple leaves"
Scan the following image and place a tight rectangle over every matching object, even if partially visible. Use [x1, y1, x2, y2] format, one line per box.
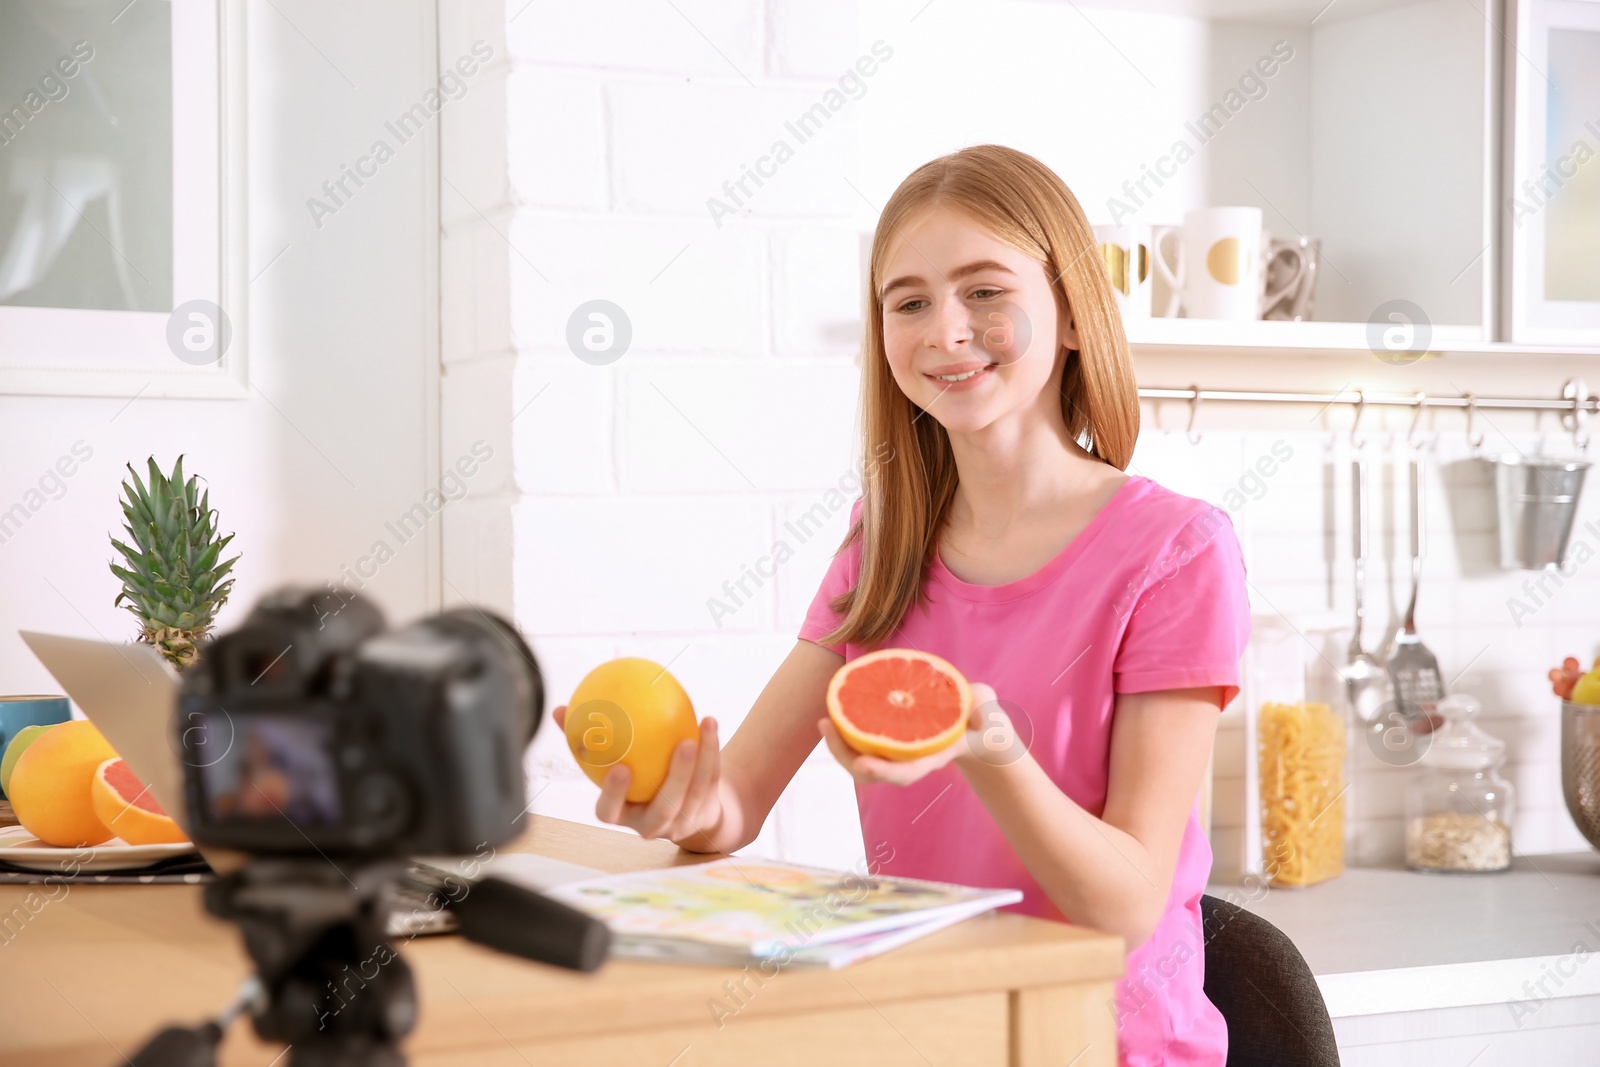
[109, 454, 240, 671]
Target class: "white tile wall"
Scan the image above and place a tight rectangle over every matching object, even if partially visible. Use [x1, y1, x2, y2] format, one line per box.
[1185, 430, 1600, 876]
[441, 0, 1600, 876]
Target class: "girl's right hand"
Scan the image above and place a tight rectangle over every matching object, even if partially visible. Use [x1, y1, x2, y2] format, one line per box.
[550, 705, 726, 851]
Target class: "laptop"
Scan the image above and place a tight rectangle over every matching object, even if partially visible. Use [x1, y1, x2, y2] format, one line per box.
[19, 632, 184, 814]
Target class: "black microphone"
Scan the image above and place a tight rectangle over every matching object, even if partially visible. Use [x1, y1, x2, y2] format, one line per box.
[447, 875, 612, 972]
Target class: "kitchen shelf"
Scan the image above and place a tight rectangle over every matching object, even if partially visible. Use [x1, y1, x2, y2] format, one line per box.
[1077, 0, 1423, 25]
[1125, 317, 1600, 360]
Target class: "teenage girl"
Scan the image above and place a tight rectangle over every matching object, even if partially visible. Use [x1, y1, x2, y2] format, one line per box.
[552, 144, 1251, 1067]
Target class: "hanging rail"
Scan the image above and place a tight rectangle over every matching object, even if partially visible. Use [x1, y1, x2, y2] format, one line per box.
[1137, 384, 1598, 415]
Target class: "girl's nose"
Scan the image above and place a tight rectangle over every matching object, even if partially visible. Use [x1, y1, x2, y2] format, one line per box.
[927, 296, 973, 351]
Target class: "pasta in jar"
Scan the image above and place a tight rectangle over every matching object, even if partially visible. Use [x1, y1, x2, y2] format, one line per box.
[1258, 701, 1345, 887]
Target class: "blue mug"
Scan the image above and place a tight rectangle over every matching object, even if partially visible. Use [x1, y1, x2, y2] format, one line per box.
[0, 695, 72, 798]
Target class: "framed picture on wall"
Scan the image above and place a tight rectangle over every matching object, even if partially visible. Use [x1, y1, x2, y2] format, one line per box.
[1503, 0, 1600, 346]
[0, 0, 247, 398]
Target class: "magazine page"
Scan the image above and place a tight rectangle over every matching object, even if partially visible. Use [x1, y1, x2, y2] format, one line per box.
[545, 857, 1022, 956]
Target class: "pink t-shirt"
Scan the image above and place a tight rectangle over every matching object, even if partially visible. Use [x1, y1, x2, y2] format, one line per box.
[799, 475, 1251, 1067]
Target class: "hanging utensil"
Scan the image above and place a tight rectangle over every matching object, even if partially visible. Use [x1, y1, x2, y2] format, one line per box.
[1386, 451, 1445, 731]
[1345, 450, 1388, 723]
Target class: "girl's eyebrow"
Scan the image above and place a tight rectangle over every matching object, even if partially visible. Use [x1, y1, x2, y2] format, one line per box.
[878, 259, 1017, 301]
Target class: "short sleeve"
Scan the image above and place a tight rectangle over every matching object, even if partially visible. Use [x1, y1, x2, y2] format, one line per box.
[1112, 505, 1252, 708]
[797, 498, 864, 655]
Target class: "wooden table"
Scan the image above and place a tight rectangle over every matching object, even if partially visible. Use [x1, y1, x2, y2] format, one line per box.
[0, 815, 1124, 1066]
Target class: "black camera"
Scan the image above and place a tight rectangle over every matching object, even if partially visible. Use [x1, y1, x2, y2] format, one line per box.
[131, 589, 609, 1067]
[175, 587, 543, 857]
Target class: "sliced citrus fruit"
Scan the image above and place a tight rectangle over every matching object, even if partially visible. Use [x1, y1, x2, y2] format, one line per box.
[826, 649, 973, 761]
[90, 757, 189, 845]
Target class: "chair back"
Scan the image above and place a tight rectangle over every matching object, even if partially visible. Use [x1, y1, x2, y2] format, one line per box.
[1199, 894, 1341, 1066]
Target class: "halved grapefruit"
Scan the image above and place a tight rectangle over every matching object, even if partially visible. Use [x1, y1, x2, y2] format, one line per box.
[826, 649, 973, 761]
[90, 757, 189, 845]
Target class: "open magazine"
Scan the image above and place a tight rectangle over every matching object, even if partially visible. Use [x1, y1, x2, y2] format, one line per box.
[541, 857, 1023, 969]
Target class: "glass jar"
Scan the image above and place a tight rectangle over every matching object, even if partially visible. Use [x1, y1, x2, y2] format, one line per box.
[1251, 616, 1348, 887]
[1404, 694, 1514, 873]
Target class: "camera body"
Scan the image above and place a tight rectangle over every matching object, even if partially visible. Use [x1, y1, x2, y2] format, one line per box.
[176, 588, 542, 857]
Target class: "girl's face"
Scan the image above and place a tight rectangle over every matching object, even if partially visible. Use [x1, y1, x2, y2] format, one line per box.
[877, 205, 1078, 436]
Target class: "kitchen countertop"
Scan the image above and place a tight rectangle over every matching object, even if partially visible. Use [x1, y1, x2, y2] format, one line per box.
[1209, 852, 1600, 1017]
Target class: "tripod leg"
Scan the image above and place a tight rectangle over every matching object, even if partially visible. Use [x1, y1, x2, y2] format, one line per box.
[126, 1022, 223, 1067]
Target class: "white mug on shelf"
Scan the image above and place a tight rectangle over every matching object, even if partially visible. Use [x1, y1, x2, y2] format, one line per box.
[1152, 207, 1265, 321]
[1150, 223, 1182, 317]
[1091, 223, 1152, 320]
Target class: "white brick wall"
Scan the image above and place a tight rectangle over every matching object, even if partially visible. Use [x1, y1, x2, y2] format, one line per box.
[442, 0, 1599, 876]
[442, 0, 872, 867]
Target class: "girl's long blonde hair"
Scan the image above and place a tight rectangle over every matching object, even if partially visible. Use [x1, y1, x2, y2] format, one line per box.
[819, 144, 1139, 650]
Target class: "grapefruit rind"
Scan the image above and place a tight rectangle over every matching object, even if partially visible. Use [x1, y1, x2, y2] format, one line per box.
[89, 757, 189, 846]
[826, 648, 973, 761]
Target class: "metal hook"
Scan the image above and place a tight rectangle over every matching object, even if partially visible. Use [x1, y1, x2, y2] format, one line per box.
[1562, 378, 1591, 453]
[1186, 384, 1202, 445]
[1349, 389, 1366, 450]
[1464, 394, 1485, 451]
[1407, 390, 1432, 451]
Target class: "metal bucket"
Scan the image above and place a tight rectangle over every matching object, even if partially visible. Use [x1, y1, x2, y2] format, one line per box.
[1562, 700, 1600, 852]
[1492, 454, 1590, 569]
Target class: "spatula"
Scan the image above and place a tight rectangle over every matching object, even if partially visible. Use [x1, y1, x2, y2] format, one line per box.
[1386, 453, 1445, 729]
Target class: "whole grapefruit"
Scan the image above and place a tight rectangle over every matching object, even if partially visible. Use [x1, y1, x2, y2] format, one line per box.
[9, 720, 117, 846]
[565, 657, 698, 803]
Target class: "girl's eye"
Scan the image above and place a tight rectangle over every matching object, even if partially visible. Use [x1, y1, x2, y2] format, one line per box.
[894, 299, 927, 313]
[970, 288, 1004, 299]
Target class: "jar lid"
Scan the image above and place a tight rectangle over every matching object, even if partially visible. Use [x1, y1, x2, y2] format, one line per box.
[1421, 693, 1505, 770]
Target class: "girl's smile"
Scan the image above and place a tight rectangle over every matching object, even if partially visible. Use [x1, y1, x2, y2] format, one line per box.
[925, 359, 995, 389]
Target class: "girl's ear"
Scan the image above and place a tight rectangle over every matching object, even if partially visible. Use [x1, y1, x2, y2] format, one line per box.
[1059, 304, 1081, 352]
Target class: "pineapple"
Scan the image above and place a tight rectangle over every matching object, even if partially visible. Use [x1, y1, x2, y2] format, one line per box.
[109, 456, 239, 671]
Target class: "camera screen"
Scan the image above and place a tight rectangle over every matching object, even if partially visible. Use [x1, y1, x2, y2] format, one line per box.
[196, 712, 343, 826]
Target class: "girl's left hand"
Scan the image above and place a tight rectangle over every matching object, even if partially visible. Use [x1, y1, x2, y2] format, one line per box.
[818, 682, 1008, 786]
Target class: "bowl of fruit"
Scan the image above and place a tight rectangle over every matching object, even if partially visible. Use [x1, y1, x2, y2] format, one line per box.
[1550, 657, 1600, 852]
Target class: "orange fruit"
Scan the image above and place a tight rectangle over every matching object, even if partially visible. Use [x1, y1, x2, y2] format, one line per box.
[565, 657, 699, 803]
[91, 757, 189, 845]
[8, 720, 117, 846]
[827, 648, 973, 761]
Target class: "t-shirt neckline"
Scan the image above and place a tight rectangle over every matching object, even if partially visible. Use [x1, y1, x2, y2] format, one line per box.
[929, 474, 1145, 603]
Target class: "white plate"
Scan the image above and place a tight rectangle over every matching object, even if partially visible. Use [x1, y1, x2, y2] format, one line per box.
[0, 824, 197, 872]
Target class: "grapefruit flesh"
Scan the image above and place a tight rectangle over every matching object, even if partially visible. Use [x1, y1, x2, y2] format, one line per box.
[8, 720, 117, 847]
[565, 657, 699, 803]
[91, 757, 189, 846]
[827, 649, 973, 761]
